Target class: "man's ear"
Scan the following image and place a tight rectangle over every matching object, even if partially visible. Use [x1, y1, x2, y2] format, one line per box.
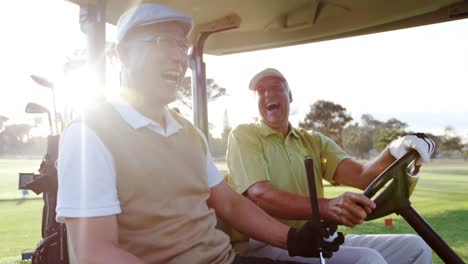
[289, 90, 293, 103]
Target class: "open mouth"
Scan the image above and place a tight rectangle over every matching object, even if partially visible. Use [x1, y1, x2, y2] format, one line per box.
[266, 103, 279, 111]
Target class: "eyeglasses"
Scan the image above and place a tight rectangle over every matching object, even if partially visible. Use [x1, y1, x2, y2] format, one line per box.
[256, 83, 288, 97]
[126, 35, 193, 56]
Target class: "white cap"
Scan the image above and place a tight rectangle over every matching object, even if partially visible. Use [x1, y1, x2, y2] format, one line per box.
[248, 68, 287, 91]
[116, 3, 192, 45]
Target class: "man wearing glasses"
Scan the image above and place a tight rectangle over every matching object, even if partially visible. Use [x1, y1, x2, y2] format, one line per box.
[56, 4, 343, 264]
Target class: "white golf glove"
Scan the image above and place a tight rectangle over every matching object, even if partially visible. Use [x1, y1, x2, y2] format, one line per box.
[388, 133, 436, 165]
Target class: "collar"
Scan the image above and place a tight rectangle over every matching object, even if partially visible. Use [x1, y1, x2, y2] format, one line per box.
[110, 98, 182, 137]
[256, 119, 300, 138]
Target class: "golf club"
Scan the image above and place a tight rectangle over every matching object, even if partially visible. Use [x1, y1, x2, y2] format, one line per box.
[25, 102, 53, 135]
[304, 156, 326, 264]
[30, 74, 59, 134]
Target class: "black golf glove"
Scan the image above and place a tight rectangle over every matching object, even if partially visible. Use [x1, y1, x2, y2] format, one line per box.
[287, 220, 344, 258]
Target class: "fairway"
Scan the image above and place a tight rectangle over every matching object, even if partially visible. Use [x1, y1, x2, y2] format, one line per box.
[0, 159, 42, 264]
[0, 159, 42, 200]
[1, 158, 467, 263]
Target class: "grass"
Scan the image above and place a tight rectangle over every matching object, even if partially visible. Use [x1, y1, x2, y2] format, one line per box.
[0, 159, 42, 264]
[0, 158, 467, 263]
[0, 200, 42, 264]
[0, 159, 42, 200]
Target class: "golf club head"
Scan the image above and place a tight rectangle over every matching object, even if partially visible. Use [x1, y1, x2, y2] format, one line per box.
[30, 74, 54, 89]
[25, 102, 53, 135]
[25, 102, 50, 114]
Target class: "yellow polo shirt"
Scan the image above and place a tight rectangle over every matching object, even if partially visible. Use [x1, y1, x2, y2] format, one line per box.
[226, 120, 350, 240]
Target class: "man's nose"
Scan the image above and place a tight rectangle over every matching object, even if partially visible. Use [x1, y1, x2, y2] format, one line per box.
[264, 88, 274, 97]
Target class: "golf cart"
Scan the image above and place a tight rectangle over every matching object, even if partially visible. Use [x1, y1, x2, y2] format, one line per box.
[20, 0, 467, 263]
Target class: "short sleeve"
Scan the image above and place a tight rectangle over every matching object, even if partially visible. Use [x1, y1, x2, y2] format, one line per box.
[193, 127, 224, 188]
[315, 133, 351, 184]
[56, 123, 121, 223]
[226, 125, 270, 194]
[206, 151, 224, 188]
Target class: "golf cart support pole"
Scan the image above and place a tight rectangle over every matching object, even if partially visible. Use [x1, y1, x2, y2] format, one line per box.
[191, 35, 209, 138]
[190, 14, 241, 138]
[79, 0, 106, 101]
[398, 206, 464, 264]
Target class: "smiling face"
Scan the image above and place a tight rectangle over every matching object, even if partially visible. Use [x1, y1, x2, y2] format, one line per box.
[255, 76, 292, 135]
[117, 21, 189, 108]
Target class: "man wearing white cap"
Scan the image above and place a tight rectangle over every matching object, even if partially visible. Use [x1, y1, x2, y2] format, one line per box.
[226, 68, 435, 263]
[56, 4, 344, 264]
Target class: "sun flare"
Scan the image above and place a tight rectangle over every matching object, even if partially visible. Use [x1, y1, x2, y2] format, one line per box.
[63, 68, 101, 119]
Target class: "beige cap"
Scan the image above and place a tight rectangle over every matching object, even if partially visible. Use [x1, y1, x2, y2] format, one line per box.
[248, 68, 286, 91]
[116, 3, 192, 45]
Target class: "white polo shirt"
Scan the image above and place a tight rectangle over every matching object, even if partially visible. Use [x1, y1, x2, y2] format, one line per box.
[56, 99, 223, 223]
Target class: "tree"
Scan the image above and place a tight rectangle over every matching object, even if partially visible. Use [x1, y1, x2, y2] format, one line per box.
[439, 127, 463, 158]
[442, 136, 463, 152]
[372, 129, 404, 152]
[299, 100, 352, 146]
[0, 115, 8, 154]
[208, 109, 232, 158]
[63, 43, 116, 75]
[361, 114, 383, 129]
[3, 124, 32, 143]
[177, 77, 227, 109]
[463, 144, 468, 161]
[32, 117, 43, 128]
[221, 109, 232, 145]
[383, 118, 407, 131]
[0, 115, 8, 132]
[357, 114, 409, 152]
[63, 49, 86, 75]
[1, 124, 33, 155]
[371, 118, 408, 151]
[439, 126, 463, 157]
[342, 123, 373, 159]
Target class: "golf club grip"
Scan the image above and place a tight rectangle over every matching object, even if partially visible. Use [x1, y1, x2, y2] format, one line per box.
[304, 156, 321, 225]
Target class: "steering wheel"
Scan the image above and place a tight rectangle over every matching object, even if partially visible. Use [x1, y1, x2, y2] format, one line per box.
[363, 150, 419, 221]
[360, 150, 465, 263]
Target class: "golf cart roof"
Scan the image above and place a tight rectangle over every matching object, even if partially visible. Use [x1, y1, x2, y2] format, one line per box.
[68, 0, 468, 55]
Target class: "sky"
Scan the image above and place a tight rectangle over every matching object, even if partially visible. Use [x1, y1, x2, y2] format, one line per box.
[204, 20, 468, 138]
[0, 0, 467, 140]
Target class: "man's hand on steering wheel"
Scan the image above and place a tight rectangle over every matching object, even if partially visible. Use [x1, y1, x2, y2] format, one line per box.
[389, 133, 436, 166]
[323, 192, 376, 227]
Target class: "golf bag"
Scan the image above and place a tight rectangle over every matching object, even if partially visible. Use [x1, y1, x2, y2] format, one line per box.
[19, 135, 69, 264]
